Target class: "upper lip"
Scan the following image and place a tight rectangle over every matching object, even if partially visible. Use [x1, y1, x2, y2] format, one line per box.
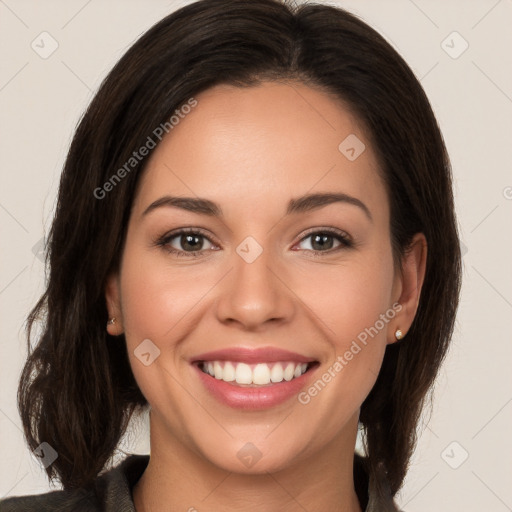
[191, 347, 315, 364]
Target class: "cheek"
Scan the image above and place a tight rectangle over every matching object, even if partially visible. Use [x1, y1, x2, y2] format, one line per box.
[117, 243, 225, 396]
[297, 250, 395, 401]
[119, 247, 206, 343]
[117, 246, 181, 374]
[117, 249, 204, 413]
[297, 252, 395, 343]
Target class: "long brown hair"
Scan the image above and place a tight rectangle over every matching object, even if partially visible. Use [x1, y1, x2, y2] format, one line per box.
[17, 0, 461, 498]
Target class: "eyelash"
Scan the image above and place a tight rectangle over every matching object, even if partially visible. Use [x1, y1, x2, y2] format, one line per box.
[154, 227, 353, 258]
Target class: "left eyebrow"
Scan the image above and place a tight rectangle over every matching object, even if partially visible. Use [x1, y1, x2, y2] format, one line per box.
[141, 192, 372, 222]
[286, 192, 372, 221]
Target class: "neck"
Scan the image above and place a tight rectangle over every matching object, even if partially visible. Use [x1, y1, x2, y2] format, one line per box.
[133, 412, 363, 512]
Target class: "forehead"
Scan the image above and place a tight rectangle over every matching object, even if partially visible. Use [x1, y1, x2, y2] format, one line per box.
[133, 81, 387, 220]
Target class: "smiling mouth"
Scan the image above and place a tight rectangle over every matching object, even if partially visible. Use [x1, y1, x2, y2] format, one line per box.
[197, 360, 319, 387]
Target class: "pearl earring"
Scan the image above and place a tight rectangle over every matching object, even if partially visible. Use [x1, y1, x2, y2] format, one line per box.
[395, 329, 404, 340]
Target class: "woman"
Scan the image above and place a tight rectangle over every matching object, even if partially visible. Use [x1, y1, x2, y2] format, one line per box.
[0, 0, 461, 510]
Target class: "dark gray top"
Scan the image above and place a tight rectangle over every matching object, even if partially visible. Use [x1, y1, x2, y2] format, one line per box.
[0, 454, 402, 511]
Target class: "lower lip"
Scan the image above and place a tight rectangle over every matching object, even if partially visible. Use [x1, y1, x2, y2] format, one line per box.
[193, 363, 317, 410]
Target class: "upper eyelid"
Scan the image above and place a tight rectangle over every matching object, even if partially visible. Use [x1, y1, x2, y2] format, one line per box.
[162, 227, 219, 245]
[298, 226, 351, 241]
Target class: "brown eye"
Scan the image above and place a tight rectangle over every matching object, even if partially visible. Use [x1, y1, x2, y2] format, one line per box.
[173, 233, 206, 252]
[296, 229, 352, 254]
[156, 228, 216, 257]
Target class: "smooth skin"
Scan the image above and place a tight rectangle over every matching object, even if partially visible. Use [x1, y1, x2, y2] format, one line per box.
[105, 81, 427, 512]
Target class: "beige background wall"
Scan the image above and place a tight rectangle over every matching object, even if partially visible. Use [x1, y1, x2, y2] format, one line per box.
[1, 1, 511, 510]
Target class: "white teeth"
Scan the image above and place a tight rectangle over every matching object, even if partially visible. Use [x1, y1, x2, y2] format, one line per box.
[222, 361, 236, 382]
[283, 363, 295, 381]
[214, 361, 223, 379]
[270, 363, 284, 383]
[253, 364, 271, 385]
[235, 363, 252, 384]
[201, 360, 310, 385]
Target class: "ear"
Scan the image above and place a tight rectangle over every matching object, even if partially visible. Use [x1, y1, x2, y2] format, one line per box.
[389, 232, 427, 344]
[105, 272, 124, 336]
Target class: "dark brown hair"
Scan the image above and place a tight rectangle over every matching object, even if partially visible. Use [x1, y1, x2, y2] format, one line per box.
[17, 0, 461, 499]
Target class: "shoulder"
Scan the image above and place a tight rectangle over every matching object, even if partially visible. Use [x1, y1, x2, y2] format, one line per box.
[0, 454, 150, 512]
[0, 488, 98, 511]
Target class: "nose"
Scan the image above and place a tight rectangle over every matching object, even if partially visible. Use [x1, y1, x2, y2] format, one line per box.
[215, 243, 295, 331]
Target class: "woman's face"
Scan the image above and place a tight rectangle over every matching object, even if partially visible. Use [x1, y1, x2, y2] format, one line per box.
[107, 81, 409, 473]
